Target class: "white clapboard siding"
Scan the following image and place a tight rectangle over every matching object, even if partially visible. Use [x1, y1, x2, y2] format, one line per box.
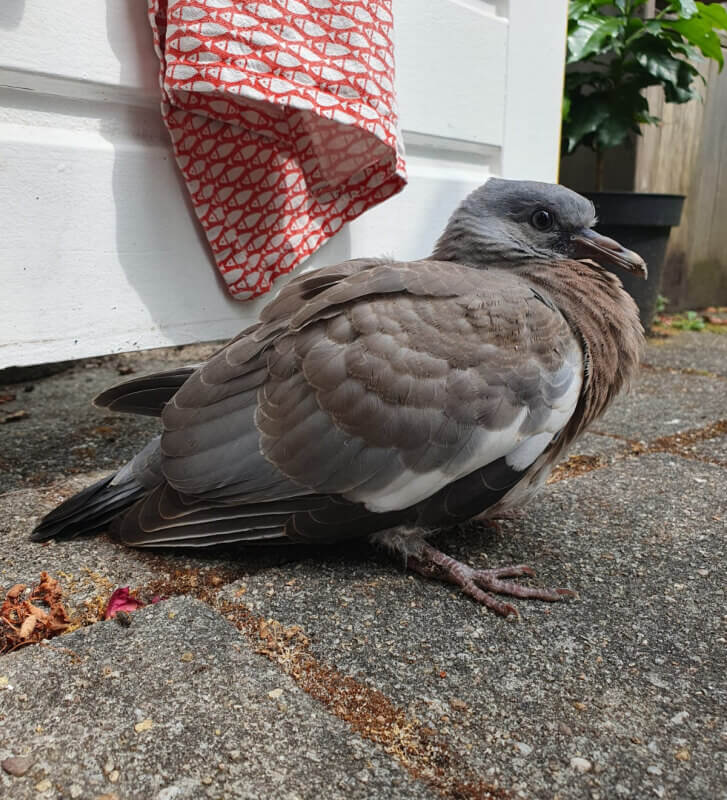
[0, 0, 567, 368]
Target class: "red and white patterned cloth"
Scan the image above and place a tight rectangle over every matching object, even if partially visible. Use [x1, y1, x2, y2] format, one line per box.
[148, 0, 407, 299]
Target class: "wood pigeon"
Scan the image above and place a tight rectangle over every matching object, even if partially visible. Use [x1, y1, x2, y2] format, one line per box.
[32, 178, 645, 616]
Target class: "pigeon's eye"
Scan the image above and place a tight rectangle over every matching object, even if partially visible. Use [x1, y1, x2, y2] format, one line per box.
[530, 209, 554, 231]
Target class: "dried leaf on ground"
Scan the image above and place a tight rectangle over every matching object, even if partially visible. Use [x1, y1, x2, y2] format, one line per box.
[0, 572, 71, 654]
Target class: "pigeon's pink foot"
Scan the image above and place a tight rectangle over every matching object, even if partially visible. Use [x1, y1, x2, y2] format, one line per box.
[407, 543, 575, 618]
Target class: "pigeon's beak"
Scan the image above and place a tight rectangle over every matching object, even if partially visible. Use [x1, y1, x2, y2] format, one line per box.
[571, 229, 648, 279]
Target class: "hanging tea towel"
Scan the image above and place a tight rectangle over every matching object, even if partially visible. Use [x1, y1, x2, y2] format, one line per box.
[148, 0, 407, 299]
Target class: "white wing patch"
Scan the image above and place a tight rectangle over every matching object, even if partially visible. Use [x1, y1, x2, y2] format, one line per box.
[505, 431, 554, 471]
[353, 408, 528, 513]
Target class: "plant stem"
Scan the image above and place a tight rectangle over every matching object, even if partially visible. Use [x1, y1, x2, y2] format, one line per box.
[595, 149, 605, 192]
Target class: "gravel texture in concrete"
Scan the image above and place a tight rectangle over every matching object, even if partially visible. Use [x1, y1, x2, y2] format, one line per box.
[642, 330, 727, 378]
[1, 331, 726, 800]
[0, 597, 429, 800]
[594, 367, 726, 442]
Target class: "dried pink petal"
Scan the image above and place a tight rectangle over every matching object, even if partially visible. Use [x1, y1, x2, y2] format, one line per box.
[104, 587, 144, 620]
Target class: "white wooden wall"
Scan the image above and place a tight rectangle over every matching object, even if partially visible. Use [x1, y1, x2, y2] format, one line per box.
[0, 0, 568, 368]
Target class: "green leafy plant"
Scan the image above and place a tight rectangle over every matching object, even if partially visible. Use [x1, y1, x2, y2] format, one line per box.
[671, 309, 706, 330]
[563, 1, 727, 189]
[655, 293, 670, 313]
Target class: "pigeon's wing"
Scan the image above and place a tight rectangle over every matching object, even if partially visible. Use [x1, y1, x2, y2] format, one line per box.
[115, 259, 583, 547]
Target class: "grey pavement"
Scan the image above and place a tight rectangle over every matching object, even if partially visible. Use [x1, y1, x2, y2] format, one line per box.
[1, 331, 726, 800]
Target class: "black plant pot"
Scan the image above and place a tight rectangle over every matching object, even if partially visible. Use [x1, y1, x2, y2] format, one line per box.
[583, 192, 685, 333]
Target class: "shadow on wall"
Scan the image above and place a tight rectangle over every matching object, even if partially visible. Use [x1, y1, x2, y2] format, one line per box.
[0, 0, 25, 30]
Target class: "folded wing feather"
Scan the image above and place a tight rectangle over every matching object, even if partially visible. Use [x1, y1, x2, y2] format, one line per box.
[111, 259, 582, 546]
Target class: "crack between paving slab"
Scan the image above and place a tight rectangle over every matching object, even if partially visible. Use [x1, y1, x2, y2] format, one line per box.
[640, 362, 727, 380]
[224, 606, 512, 800]
[8, 411, 725, 794]
[135, 569, 513, 800]
[641, 418, 727, 453]
[4, 565, 511, 799]
[548, 454, 610, 484]
[549, 419, 727, 484]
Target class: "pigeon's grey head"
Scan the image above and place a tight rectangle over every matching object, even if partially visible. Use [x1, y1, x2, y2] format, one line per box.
[433, 178, 647, 278]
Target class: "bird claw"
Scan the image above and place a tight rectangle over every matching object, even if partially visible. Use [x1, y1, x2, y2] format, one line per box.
[407, 544, 575, 618]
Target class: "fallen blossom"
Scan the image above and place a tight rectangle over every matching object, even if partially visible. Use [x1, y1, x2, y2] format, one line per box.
[103, 588, 144, 620]
[103, 588, 165, 620]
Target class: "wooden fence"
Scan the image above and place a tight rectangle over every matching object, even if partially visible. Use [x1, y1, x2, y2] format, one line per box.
[634, 36, 727, 311]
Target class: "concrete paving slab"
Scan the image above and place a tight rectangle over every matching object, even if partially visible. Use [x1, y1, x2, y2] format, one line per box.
[688, 435, 727, 466]
[2, 330, 727, 800]
[0, 596, 431, 800]
[0, 480, 306, 612]
[643, 331, 727, 378]
[0, 346, 219, 492]
[226, 454, 727, 800]
[593, 367, 727, 442]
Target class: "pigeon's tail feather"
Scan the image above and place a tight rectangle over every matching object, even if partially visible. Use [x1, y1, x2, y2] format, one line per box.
[93, 366, 197, 417]
[31, 474, 147, 541]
